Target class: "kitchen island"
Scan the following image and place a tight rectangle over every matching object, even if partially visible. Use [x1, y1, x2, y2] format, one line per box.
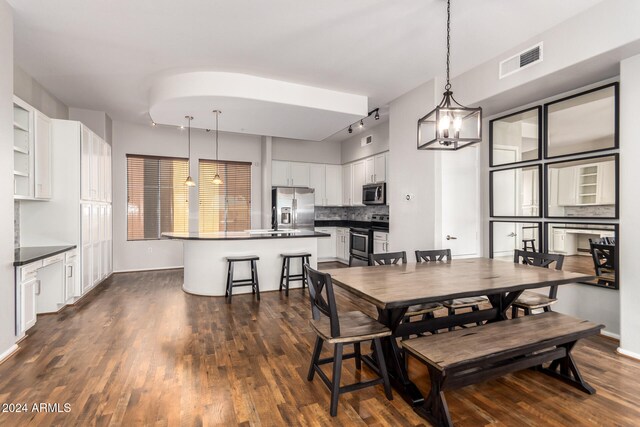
[162, 230, 329, 296]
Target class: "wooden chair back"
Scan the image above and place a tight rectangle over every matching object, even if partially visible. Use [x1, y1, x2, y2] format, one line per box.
[368, 251, 407, 266]
[589, 239, 616, 276]
[415, 249, 452, 263]
[513, 250, 565, 298]
[304, 264, 340, 337]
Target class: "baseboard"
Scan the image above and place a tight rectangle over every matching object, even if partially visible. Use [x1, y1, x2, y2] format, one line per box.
[617, 347, 640, 361]
[113, 266, 183, 274]
[601, 330, 621, 340]
[0, 344, 19, 365]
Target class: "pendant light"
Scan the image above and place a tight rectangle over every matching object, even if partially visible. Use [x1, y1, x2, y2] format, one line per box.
[184, 115, 196, 186]
[212, 110, 223, 185]
[417, 0, 482, 150]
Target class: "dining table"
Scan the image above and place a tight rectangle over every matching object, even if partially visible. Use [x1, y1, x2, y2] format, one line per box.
[323, 257, 595, 407]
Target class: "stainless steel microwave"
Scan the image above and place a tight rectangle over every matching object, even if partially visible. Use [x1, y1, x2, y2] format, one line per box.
[363, 183, 386, 205]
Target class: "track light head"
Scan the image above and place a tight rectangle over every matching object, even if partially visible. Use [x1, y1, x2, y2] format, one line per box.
[348, 126, 353, 134]
[375, 110, 380, 120]
[359, 120, 364, 128]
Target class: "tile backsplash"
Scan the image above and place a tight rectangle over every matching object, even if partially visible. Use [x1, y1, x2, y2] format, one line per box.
[564, 205, 615, 217]
[315, 205, 389, 221]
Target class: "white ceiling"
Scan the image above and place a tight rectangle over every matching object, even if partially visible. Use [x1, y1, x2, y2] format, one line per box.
[10, 0, 603, 140]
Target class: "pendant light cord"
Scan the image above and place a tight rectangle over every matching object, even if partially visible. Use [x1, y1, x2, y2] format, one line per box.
[445, 0, 451, 91]
[215, 111, 219, 161]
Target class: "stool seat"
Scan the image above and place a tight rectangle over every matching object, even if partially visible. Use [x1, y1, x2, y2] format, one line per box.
[281, 252, 312, 258]
[226, 255, 260, 262]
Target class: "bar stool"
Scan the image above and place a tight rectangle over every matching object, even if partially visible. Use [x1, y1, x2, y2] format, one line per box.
[522, 239, 537, 252]
[225, 256, 260, 303]
[279, 252, 311, 296]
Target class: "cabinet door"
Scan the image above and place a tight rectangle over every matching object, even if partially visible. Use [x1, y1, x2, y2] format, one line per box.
[65, 260, 77, 302]
[308, 164, 326, 205]
[557, 167, 577, 206]
[82, 244, 92, 292]
[105, 144, 112, 202]
[290, 162, 310, 187]
[374, 154, 386, 182]
[316, 228, 336, 259]
[365, 157, 375, 184]
[91, 134, 101, 201]
[342, 164, 352, 206]
[598, 161, 615, 205]
[34, 111, 52, 199]
[325, 165, 342, 206]
[81, 126, 92, 200]
[272, 160, 290, 186]
[552, 230, 565, 253]
[336, 230, 345, 259]
[352, 161, 366, 205]
[373, 240, 386, 254]
[21, 279, 38, 332]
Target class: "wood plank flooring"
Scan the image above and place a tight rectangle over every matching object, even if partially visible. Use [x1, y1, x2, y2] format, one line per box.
[0, 268, 638, 426]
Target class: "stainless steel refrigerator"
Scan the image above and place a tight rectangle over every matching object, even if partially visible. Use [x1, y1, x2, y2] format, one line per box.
[272, 187, 315, 230]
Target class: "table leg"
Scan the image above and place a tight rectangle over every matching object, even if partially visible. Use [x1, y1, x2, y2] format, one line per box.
[487, 291, 523, 322]
[361, 306, 425, 407]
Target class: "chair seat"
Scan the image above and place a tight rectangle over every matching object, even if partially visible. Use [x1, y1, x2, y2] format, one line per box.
[310, 311, 392, 344]
[443, 296, 489, 309]
[226, 255, 259, 262]
[405, 302, 443, 317]
[281, 252, 312, 258]
[512, 291, 557, 309]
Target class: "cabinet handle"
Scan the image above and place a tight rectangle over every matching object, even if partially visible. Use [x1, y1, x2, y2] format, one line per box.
[67, 265, 73, 278]
[35, 280, 41, 295]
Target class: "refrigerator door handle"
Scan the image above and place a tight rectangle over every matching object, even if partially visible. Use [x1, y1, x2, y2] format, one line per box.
[292, 198, 297, 226]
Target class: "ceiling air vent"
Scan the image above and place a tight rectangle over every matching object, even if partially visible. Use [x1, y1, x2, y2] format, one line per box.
[361, 135, 373, 147]
[499, 42, 543, 79]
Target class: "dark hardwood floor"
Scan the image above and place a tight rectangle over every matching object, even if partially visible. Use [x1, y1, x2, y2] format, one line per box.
[0, 268, 638, 426]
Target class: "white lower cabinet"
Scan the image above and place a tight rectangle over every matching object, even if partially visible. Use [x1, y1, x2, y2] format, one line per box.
[373, 231, 389, 254]
[65, 251, 78, 303]
[316, 227, 337, 260]
[336, 228, 350, 262]
[20, 278, 38, 333]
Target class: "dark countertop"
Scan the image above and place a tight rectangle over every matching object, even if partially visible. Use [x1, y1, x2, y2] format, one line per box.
[162, 230, 330, 241]
[550, 226, 615, 232]
[314, 220, 374, 228]
[14, 245, 77, 267]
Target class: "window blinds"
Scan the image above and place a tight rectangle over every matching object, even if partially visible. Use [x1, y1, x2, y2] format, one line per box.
[199, 160, 251, 233]
[127, 155, 190, 240]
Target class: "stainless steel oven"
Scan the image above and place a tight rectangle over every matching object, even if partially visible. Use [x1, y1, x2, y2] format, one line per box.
[362, 183, 386, 205]
[349, 227, 371, 262]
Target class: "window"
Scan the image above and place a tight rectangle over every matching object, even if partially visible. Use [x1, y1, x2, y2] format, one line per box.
[127, 155, 189, 240]
[199, 160, 251, 233]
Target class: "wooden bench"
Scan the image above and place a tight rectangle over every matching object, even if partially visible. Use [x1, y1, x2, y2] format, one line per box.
[402, 312, 603, 427]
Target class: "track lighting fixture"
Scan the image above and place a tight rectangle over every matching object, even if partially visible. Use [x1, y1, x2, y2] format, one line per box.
[345, 108, 381, 134]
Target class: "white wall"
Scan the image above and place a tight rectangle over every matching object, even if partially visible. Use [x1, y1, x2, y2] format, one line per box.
[13, 63, 68, 120]
[0, 0, 16, 360]
[388, 80, 438, 257]
[111, 121, 262, 272]
[272, 137, 341, 164]
[619, 54, 640, 357]
[341, 120, 389, 164]
[69, 108, 113, 144]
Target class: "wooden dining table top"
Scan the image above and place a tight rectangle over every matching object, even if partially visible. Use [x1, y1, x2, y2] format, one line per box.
[323, 258, 595, 310]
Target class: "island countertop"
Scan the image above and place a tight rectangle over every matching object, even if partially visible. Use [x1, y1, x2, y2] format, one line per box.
[162, 229, 330, 241]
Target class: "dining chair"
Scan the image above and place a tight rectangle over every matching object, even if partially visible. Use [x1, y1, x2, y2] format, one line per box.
[371, 251, 443, 336]
[511, 250, 565, 318]
[304, 265, 392, 417]
[589, 239, 616, 277]
[417, 249, 489, 330]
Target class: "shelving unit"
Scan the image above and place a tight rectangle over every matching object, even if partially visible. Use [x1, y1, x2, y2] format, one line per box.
[578, 166, 600, 205]
[13, 98, 33, 199]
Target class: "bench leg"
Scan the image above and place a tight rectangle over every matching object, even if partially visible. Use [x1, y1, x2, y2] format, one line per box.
[415, 365, 453, 427]
[540, 341, 596, 395]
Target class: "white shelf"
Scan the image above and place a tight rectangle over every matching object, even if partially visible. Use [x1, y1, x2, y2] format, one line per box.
[13, 121, 29, 132]
[13, 145, 29, 154]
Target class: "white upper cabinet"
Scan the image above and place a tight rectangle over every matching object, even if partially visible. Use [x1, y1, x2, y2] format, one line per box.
[34, 111, 52, 199]
[365, 157, 375, 184]
[309, 164, 326, 205]
[374, 153, 387, 182]
[81, 126, 92, 201]
[325, 164, 342, 206]
[342, 164, 352, 206]
[290, 162, 310, 187]
[352, 160, 366, 205]
[272, 160, 310, 187]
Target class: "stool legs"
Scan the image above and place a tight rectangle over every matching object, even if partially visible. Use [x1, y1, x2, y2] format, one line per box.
[225, 259, 259, 303]
[280, 255, 311, 296]
[285, 257, 291, 296]
[279, 257, 287, 292]
[226, 261, 235, 303]
[251, 259, 260, 301]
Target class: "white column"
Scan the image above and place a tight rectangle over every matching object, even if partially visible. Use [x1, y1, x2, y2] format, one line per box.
[261, 136, 273, 229]
[618, 54, 640, 359]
